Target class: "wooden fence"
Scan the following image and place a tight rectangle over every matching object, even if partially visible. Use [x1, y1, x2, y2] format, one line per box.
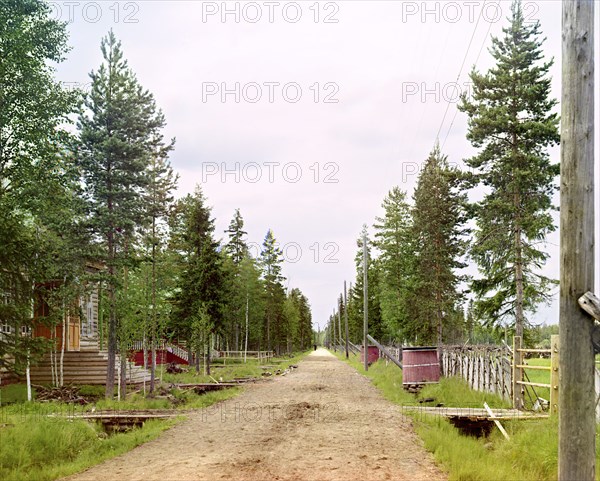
[442, 336, 560, 415]
[441, 344, 513, 401]
[513, 335, 559, 414]
[213, 350, 273, 363]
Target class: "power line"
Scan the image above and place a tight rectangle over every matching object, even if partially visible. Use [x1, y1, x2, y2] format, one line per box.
[441, 14, 494, 151]
[434, 0, 488, 146]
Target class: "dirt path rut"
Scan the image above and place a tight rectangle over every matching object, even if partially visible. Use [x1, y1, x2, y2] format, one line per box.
[66, 349, 446, 481]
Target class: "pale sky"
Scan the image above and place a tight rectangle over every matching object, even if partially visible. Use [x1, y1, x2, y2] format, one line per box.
[52, 0, 600, 330]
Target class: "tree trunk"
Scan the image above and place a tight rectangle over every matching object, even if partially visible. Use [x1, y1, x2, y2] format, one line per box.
[514, 219, 525, 339]
[60, 309, 66, 387]
[105, 242, 117, 398]
[150, 341, 156, 393]
[437, 306, 443, 370]
[150, 219, 157, 394]
[205, 337, 211, 376]
[119, 351, 127, 400]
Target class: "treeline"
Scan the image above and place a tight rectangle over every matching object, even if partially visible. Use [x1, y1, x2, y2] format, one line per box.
[328, 1, 559, 347]
[329, 148, 468, 347]
[0, 1, 312, 397]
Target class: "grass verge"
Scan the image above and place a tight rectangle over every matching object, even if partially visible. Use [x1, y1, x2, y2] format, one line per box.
[335, 350, 600, 481]
[0, 351, 310, 480]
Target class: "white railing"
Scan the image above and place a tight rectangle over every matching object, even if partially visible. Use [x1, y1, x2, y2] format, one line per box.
[165, 342, 190, 363]
[127, 340, 190, 364]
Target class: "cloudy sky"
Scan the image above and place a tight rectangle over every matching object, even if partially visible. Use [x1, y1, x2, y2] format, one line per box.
[52, 0, 600, 330]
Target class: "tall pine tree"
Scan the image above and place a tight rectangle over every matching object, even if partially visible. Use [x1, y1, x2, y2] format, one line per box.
[143, 132, 176, 392]
[77, 31, 168, 397]
[260, 229, 286, 353]
[459, 0, 559, 338]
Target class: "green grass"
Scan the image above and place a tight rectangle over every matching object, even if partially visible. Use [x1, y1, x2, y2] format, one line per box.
[337, 351, 600, 481]
[0, 415, 177, 481]
[0, 351, 310, 480]
[521, 358, 551, 407]
[162, 351, 309, 385]
[336, 351, 510, 408]
[0, 384, 35, 405]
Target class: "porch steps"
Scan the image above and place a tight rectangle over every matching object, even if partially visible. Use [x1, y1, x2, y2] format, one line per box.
[29, 350, 151, 385]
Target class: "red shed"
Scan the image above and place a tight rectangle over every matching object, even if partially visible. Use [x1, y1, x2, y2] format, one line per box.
[402, 347, 440, 385]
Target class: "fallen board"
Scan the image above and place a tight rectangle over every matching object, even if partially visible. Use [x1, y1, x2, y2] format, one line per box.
[402, 406, 549, 421]
[401, 406, 548, 438]
[173, 383, 239, 391]
[50, 410, 184, 432]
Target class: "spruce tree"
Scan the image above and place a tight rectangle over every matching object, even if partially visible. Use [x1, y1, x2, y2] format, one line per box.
[459, 0, 559, 338]
[222, 209, 249, 349]
[170, 187, 225, 368]
[260, 229, 286, 353]
[225, 209, 248, 266]
[373, 187, 413, 340]
[410, 146, 467, 346]
[77, 31, 168, 397]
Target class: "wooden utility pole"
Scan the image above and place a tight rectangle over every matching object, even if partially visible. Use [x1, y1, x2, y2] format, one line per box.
[337, 295, 343, 351]
[332, 310, 337, 352]
[363, 232, 369, 371]
[559, 2, 595, 480]
[344, 281, 350, 359]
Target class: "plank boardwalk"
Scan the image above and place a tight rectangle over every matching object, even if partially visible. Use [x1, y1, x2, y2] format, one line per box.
[402, 406, 549, 421]
[64, 349, 446, 481]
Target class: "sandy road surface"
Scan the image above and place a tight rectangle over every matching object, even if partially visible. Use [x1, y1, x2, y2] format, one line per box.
[65, 349, 446, 481]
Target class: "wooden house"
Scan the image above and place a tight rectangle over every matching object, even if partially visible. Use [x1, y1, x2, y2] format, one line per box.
[25, 265, 151, 386]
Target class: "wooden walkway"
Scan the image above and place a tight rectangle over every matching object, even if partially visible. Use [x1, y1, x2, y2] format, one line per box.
[402, 406, 548, 421]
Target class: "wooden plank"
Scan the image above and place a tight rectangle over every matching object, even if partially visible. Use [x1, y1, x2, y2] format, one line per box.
[516, 381, 551, 389]
[515, 365, 551, 371]
[513, 336, 524, 410]
[550, 335, 559, 416]
[484, 402, 510, 440]
[578, 291, 600, 321]
[367, 335, 402, 369]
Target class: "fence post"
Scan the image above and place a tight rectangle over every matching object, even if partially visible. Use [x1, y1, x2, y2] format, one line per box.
[551, 335, 560, 416]
[513, 336, 524, 410]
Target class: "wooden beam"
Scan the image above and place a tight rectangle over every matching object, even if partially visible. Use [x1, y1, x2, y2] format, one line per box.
[363, 232, 368, 371]
[344, 281, 350, 359]
[483, 402, 510, 440]
[550, 335, 559, 416]
[367, 334, 403, 370]
[512, 336, 524, 410]
[578, 291, 600, 321]
[559, 1, 595, 479]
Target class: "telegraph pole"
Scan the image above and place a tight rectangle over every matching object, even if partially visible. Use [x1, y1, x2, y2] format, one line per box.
[344, 281, 350, 359]
[337, 295, 343, 352]
[559, 1, 595, 480]
[363, 232, 369, 371]
[332, 310, 336, 352]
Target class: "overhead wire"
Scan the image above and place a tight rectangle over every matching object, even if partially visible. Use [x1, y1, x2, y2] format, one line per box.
[434, 0, 488, 146]
[441, 15, 495, 151]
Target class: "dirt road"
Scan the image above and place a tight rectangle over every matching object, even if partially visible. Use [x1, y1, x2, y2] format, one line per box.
[66, 349, 446, 481]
